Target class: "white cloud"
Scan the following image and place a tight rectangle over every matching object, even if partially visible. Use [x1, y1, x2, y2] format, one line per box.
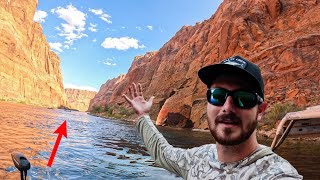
[89, 8, 103, 15]
[104, 62, 117, 66]
[89, 27, 97, 32]
[90, 23, 97, 27]
[34, 10, 48, 23]
[147, 25, 153, 30]
[89, 8, 112, 24]
[101, 58, 117, 66]
[89, 23, 97, 32]
[64, 83, 98, 92]
[121, 26, 126, 29]
[64, 45, 70, 49]
[139, 44, 146, 49]
[101, 37, 145, 51]
[51, 4, 87, 45]
[49, 42, 63, 53]
[136, 26, 142, 30]
[100, 14, 112, 24]
[92, 38, 97, 42]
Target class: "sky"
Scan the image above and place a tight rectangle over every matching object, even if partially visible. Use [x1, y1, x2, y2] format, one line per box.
[34, 0, 223, 92]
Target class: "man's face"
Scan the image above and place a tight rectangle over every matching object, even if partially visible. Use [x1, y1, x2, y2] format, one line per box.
[207, 76, 263, 146]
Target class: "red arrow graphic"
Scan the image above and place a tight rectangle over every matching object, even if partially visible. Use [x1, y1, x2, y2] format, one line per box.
[47, 120, 68, 167]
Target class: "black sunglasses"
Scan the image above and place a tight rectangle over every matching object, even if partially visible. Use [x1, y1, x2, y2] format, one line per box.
[206, 88, 263, 109]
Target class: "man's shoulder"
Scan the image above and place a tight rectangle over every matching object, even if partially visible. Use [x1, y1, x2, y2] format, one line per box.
[248, 146, 302, 179]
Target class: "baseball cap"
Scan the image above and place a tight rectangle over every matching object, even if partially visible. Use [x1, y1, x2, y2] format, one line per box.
[198, 55, 264, 100]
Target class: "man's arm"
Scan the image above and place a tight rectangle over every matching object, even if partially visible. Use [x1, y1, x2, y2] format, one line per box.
[122, 83, 190, 178]
[136, 114, 189, 178]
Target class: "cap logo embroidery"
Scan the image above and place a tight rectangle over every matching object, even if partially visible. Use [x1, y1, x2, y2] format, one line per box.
[221, 57, 247, 69]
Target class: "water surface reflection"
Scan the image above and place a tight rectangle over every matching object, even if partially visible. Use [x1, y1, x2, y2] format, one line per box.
[0, 102, 319, 179]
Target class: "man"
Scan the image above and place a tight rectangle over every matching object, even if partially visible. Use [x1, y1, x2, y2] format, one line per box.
[123, 56, 302, 179]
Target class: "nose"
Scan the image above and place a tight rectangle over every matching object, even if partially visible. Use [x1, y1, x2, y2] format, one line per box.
[222, 96, 236, 113]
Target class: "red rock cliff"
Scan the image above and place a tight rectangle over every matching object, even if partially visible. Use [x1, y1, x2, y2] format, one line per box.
[0, 0, 67, 107]
[65, 89, 96, 111]
[88, 74, 127, 111]
[90, 0, 320, 129]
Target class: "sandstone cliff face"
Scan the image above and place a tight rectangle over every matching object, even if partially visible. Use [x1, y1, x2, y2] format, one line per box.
[90, 0, 320, 129]
[65, 89, 96, 111]
[0, 0, 67, 107]
[88, 74, 126, 111]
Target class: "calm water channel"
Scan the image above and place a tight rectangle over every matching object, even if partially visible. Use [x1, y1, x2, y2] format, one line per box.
[0, 101, 319, 179]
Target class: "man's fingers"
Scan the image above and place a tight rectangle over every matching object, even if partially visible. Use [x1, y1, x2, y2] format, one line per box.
[133, 83, 138, 97]
[129, 86, 135, 98]
[129, 82, 144, 98]
[138, 83, 143, 96]
[122, 94, 132, 104]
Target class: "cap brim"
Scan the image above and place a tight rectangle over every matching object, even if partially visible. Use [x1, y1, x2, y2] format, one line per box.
[198, 64, 262, 95]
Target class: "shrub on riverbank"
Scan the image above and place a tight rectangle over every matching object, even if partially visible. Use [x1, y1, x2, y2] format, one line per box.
[260, 102, 303, 131]
[92, 105, 103, 113]
[91, 104, 134, 119]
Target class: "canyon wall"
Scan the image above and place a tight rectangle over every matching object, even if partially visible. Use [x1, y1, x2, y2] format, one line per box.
[90, 0, 320, 129]
[0, 0, 67, 107]
[65, 89, 96, 111]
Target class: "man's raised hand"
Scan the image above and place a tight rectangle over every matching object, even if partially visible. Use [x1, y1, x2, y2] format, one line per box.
[122, 83, 154, 116]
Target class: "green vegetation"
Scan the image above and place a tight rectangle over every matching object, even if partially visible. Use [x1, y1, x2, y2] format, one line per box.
[118, 106, 135, 117]
[261, 102, 303, 131]
[90, 104, 134, 119]
[0, 96, 31, 105]
[17, 100, 27, 104]
[0, 96, 51, 107]
[104, 105, 114, 114]
[0, 96, 16, 102]
[91, 105, 103, 113]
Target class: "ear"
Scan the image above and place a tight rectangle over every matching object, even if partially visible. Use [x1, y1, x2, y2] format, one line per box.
[257, 102, 267, 121]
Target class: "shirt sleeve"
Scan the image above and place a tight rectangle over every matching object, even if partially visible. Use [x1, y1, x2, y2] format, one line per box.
[136, 114, 190, 178]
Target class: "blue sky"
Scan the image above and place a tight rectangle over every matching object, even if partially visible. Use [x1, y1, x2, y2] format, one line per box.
[34, 0, 223, 92]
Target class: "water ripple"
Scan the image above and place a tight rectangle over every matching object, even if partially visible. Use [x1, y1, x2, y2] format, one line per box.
[0, 101, 319, 179]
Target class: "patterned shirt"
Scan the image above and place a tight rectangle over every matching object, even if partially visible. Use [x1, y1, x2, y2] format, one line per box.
[136, 115, 303, 180]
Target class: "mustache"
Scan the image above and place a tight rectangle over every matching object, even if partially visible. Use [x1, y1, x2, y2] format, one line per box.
[216, 113, 242, 124]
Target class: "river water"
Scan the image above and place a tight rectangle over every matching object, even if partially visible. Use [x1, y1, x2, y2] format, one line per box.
[0, 101, 319, 179]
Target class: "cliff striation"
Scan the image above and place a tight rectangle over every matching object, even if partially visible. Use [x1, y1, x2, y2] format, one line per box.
[65, 89, 96, 112]
[0, 0, 67, 107]
[89, 0, 320, 129]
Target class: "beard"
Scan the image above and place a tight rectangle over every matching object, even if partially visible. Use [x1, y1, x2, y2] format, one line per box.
[210, 112, 257, 146]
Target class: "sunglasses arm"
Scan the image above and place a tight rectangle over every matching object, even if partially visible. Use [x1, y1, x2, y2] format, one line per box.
[256, 94, 264, 103]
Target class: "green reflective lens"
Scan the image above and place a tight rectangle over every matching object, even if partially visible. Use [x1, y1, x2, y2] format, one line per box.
[206, 88, 262, 109]
[233, 91, 257, 108]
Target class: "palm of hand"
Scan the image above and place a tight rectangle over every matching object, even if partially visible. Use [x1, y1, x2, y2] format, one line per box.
[123, 83, 154, 116]
[130, 96, 152, 115]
